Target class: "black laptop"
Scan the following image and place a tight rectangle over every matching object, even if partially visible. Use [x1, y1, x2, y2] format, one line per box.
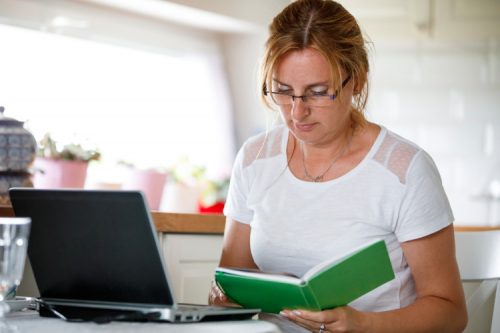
[9, 188, 259, 322]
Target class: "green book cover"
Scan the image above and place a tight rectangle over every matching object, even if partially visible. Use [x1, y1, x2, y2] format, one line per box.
[215, 239, 395, 313]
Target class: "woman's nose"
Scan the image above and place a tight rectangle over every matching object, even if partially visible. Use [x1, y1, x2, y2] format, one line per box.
[291, 98, 309, 120]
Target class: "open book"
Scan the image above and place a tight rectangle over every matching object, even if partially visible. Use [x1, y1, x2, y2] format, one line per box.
[215, 239, 395, 313]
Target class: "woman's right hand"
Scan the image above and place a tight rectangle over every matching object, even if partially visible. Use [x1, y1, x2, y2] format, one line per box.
[208, 280, 241, 307]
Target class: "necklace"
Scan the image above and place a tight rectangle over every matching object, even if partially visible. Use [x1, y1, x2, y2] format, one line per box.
[301, 132, 353, 183]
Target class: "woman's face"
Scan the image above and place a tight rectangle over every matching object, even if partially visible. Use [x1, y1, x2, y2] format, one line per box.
[273, 48, 354, 147]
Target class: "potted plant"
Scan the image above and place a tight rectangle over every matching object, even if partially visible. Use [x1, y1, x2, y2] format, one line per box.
[33, 133, 100, 188]
[198, 177, 229, 214]
[159, 158, 205, 213]
[119, 161, 168, 211]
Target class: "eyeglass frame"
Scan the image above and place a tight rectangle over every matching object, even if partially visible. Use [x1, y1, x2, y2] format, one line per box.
[264, 76, 351, 106]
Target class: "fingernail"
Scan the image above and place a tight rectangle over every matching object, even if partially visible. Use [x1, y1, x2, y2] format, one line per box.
[279, 311, 289, 317]
[292, 310, 302, 316]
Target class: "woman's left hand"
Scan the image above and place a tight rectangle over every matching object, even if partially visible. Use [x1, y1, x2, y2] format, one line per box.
[280, 306, 370, 333]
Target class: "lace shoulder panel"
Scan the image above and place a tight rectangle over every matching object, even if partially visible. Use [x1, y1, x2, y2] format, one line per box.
[373, 132, 420, 184]
[242, 128, 285, 169]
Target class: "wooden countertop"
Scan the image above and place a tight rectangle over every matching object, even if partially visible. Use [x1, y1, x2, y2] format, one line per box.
[151, 211, 225, 234]
[2, 205, 499, 234]
[452, 225, 500, 232]
[0, 205, 225, 234]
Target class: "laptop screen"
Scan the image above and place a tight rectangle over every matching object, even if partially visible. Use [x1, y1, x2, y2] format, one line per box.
[9, 189, 174, 306]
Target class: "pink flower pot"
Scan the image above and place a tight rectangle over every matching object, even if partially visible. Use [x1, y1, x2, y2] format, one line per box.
[121, 168, 167, 210]
[33, 158, 88, 189]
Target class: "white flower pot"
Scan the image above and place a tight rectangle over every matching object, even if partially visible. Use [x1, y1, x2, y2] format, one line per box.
[159, 182, 200, 213]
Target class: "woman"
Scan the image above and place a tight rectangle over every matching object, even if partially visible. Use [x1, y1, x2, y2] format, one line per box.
[209, 0, 467, 332]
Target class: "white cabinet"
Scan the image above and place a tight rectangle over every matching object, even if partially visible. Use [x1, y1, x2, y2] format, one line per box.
[160, 233, 223, 305]
[339, 0, 500, 41]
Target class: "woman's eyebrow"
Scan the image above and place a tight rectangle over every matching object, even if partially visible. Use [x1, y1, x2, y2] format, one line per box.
[272, 78, 330, 89]
[272, 78, 290, 87]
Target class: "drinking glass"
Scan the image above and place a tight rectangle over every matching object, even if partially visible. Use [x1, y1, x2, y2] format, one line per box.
[0, 218, 31, 319]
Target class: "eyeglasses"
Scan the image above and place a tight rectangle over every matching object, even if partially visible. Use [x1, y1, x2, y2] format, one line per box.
[265, 76, 351, 107]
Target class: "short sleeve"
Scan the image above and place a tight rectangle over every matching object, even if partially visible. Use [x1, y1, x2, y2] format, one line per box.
[395, 151, 454, 242]
[223, 146, 253, 224]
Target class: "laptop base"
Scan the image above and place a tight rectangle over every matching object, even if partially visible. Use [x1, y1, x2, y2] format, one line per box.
[39, 303, 162, 323]
[37, 299, 259, 323]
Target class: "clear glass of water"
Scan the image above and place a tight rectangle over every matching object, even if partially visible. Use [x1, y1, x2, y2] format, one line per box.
[0, 217, 31, 318]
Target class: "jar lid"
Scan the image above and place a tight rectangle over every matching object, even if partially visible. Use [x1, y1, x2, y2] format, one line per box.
[0, 106, 24, 127]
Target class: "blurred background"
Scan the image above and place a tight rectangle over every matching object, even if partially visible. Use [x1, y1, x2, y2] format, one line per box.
[0, 0, 499, 225]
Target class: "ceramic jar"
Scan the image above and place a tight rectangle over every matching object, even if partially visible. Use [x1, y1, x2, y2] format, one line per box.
[0, 106, 37, 204]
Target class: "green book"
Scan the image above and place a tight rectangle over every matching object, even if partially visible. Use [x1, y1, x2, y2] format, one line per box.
[215, 239, 395, 314]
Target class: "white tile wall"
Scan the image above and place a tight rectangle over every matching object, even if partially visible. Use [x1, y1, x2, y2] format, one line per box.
[462, 89, 500, 123]
[371, 53, 420, 86]
[368, 47, 500, 226]
[420, 52, 488, 88]
[490, 47, 500, 83]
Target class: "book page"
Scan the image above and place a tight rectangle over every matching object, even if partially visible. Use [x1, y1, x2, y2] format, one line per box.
[217, 267, 304, 285]
[301, 239, 383, 281]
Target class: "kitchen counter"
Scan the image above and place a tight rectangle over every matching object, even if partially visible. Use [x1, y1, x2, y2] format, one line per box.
[453, 225, 500, 231]
[151, 211, 225, 234]
[0, 205, 225, 234]
[2, 205, 499, 234]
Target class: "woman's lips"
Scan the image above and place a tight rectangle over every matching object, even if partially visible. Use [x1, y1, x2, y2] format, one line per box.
[295, 123, 316, 132]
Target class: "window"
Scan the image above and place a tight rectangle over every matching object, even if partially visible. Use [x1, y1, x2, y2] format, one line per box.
[0, 23, 235, 183]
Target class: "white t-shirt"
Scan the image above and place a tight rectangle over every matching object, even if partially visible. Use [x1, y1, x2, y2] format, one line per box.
[223, 125, 454, 312]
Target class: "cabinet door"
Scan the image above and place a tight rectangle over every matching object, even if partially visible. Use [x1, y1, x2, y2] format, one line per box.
[161, 233, 223, 304]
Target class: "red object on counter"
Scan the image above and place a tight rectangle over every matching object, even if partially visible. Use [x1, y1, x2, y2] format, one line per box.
[198, 201, 225, 214]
